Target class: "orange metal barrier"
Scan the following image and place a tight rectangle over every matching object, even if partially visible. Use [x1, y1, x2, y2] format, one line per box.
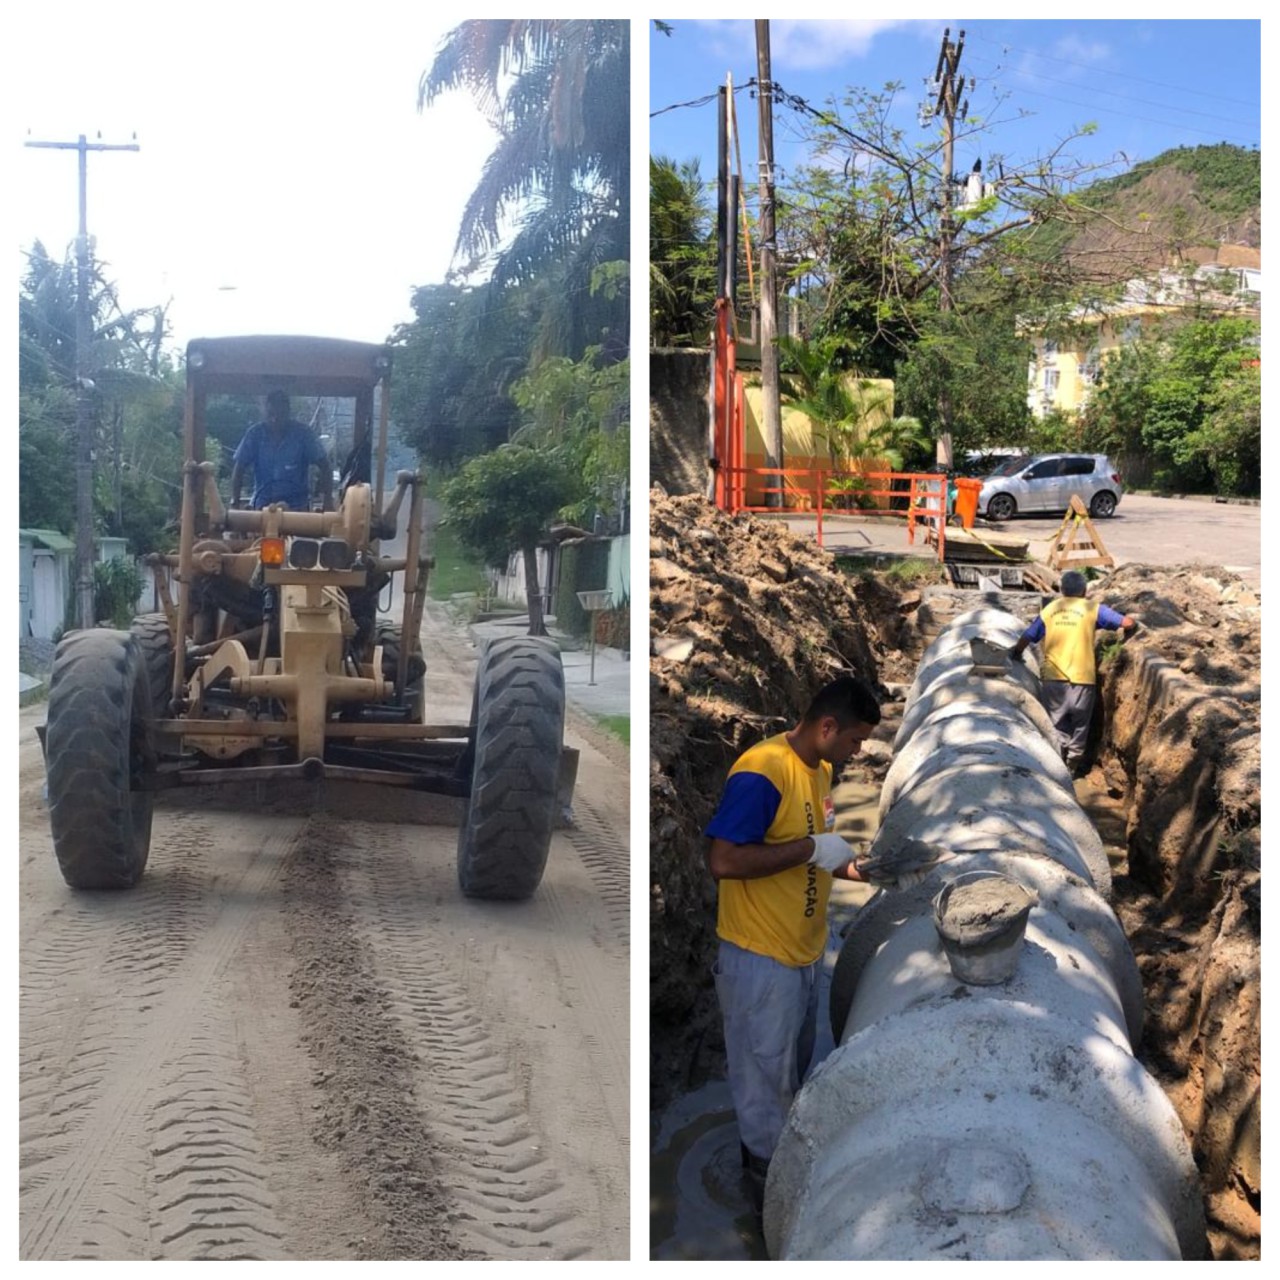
[718, 465, 949, 562]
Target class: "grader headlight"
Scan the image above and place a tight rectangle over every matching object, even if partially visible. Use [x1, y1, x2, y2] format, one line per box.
[289, 538, 319, 569]
[260, 536, 286, 566]
[318, 538, 354, 570]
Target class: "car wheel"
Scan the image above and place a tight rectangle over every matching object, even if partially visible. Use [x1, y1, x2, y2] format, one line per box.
[1090, 491, 1117, 518]
[987, 493, 1016, 521]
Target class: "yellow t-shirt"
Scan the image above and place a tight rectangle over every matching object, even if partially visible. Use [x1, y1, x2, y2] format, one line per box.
[1041, 597, 1101, 684]
[705, 734, 836, 967]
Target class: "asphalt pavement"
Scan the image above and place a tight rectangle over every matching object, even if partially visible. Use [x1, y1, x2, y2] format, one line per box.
[775, 492, 1261, 588]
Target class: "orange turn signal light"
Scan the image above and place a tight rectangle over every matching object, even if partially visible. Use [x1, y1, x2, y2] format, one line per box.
[260, 537, 286, 566]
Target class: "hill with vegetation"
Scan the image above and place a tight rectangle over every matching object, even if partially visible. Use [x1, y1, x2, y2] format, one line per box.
[1020, 143, 1260, 284]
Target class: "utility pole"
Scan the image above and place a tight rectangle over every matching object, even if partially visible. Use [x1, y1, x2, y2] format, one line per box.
[25, 133, 139, 630]
[756, 19, 783, 504]
[931, 28, 970, 470]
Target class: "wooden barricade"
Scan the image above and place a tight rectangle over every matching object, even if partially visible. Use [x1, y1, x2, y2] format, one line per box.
[1047, 495, 1115, 570]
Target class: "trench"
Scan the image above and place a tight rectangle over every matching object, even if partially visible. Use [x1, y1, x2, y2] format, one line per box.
[649, 574, 1259, 1261]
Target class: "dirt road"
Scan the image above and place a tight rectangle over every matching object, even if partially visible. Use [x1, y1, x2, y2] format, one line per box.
[19, 603, 629, 1261]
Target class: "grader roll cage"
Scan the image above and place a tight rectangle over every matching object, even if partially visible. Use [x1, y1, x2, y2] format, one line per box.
[41, 335, 574, 900]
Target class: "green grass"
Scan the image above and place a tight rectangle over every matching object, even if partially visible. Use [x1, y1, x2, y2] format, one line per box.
[834, 554, 945, 584]
[596, 714, 630, 745]
[427, 518, 489, 601]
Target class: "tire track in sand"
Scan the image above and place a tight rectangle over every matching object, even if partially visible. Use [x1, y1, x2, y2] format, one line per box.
[337, 820, 601, 1260]
[20, 819, 300, 1260]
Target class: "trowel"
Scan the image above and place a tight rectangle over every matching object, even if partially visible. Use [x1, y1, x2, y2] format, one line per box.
[969, 636, 1013, 677]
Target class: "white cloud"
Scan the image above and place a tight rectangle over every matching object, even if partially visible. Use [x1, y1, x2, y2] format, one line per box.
[692, 19, 916, 71]
[1051, 35, 1113, 67]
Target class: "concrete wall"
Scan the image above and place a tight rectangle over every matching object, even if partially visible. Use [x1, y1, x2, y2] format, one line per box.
[650, 348, 710, 497]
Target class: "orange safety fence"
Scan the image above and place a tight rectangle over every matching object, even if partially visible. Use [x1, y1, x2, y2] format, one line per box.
[717, 465, 950, 561]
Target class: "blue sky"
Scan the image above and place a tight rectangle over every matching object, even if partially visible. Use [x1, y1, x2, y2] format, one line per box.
[650, 19, 1261, 199]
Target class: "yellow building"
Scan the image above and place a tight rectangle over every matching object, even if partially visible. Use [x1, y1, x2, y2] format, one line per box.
[740, 375, 896, 507]
[1026, 248, 1261, 419]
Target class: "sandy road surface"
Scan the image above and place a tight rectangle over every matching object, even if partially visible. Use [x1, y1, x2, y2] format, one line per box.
[19, 603, 629, 1261]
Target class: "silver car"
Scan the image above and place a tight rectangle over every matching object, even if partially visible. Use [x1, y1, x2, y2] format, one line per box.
[978, 453, 1124, 521]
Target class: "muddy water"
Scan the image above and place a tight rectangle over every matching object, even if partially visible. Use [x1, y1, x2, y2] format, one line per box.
[648, 781, 879, 1259]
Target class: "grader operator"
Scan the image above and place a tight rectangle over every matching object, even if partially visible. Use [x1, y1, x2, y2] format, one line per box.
[41, 335, 569, 902]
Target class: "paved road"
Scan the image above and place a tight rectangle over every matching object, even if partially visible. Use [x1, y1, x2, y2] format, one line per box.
[984, 493, 1261, 587]
[779, 494, 1261, 588]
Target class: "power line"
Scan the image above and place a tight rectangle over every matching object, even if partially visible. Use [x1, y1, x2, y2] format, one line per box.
[963, 50, 1257, 130]
[651, 84, 752, 118]
[966, 29, 1260, 110]
[977, 82, 1259, 146]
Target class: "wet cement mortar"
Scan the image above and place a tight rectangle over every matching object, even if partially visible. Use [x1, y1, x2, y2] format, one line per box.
[282, 819, 472, 1261]
[649, 495, 1260, 1261]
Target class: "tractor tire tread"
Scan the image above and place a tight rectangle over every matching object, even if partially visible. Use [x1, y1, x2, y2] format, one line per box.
[457, 636, 564, 900]
[45, 629, 154, 890]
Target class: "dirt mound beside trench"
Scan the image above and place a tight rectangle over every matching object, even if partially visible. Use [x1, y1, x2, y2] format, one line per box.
[649, 494, 907, 1104]
[1094, 563, 1260, 1259]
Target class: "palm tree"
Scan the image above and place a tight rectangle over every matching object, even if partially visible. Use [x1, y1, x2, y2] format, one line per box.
[419, 21, 628, 362]
[778, 335, 925, 504]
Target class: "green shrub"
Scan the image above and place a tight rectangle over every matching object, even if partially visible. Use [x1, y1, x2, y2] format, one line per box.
[94, 557, 144, 628]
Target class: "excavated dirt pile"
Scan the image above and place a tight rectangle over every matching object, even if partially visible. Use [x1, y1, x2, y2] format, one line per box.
[649, 494, 915, 1103]
[1093, 564, 1260, 1259]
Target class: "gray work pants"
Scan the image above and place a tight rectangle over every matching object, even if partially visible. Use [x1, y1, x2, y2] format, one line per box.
[713, 939, 820, 1162]
[1040, 679, 1096, 768]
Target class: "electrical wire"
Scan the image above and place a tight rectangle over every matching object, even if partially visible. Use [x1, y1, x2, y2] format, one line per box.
[966, 28, 1260, 109]
[963, 50, 1257, 130]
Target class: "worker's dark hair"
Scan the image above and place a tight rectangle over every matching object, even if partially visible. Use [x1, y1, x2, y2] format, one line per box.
[266, 389, 290, 413]
[801, 675, 881, 729]
[1060, 570, 1088, 597]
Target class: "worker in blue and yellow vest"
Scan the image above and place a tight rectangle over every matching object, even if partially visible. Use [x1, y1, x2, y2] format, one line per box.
[703, 675, 925, 1214]
[1010, 569, 1136, 776]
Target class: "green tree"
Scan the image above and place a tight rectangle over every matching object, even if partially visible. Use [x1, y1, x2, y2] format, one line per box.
[649, 155, 716, 347]
[19, 241, 177, 545]
[893, 306, 1033, 452]
[1084, 315, 1260, 494]
[391, 282, 532, 465]
[420, 20, 629, 363]
[778, 335, 926, 480]
[442, 446, 583, 635]
[510, 347, 629, 529]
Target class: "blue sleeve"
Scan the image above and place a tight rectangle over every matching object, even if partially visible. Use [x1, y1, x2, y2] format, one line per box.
[1021, 616, 1045, 644]
[706, 772, 783, 845]
[233, 425, 258, 467]
[1097, 604, 1127, 630]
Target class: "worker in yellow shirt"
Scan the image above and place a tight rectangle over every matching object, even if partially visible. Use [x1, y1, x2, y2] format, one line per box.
[1010, 569, 1136, 776]
[705, 675, 897, 1211]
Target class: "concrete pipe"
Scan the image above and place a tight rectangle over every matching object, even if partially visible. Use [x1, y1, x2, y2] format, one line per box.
[764, 609, 1206, 1261]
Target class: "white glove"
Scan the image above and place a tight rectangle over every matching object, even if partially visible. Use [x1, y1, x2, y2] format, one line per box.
[891, 867, 931, 891]
[810, 833, 854, 873]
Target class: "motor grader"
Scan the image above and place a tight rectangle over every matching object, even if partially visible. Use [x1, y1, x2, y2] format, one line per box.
[42, 335, 572, 900]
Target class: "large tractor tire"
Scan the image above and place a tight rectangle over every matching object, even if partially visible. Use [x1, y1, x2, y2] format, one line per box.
[45, 629, 156, 890]
[130, 612, 176, 715]
[456, 636, 565, 901]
